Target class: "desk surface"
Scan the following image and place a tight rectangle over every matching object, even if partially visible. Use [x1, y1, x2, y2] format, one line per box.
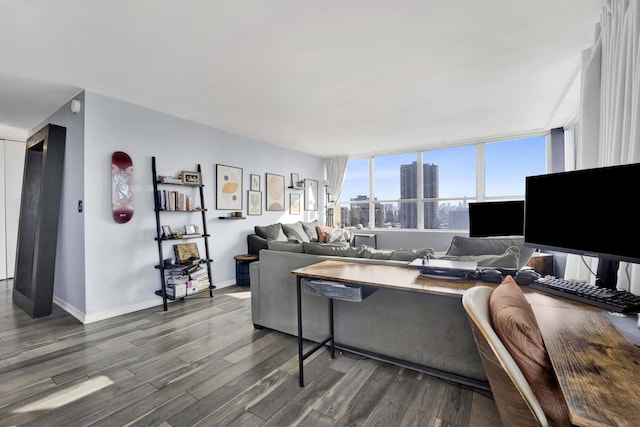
[291, 259, 486, 297]
[293, 259, 640, 427]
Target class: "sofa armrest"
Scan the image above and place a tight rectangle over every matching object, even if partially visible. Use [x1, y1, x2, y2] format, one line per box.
[247, 234, 268, 255]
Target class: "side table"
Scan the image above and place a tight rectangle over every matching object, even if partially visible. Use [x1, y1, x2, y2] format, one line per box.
[353, 232, 377, 249]
[234, 254, 259, 286]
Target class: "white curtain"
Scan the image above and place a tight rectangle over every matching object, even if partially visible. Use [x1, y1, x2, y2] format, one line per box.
[324, 156, 348, 206]
[567, 0, 640, 293]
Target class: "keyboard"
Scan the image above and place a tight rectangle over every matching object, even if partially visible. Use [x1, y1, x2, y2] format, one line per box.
[529, 277, 640, 313]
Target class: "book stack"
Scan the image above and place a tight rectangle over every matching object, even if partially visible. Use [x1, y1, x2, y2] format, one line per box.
[156, 190, 194, 211]
[186, 265, 210, 294]
[165, 271, 189, 298]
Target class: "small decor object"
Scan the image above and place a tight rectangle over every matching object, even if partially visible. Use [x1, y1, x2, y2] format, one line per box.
[291, 173, 301, 188]
[266, 173, 285, 211]
[111, 151, 134, 223]
[173, 243, 200, 264]
[250, 174, 260, 191]
[305, 178, 319, 211]
[216, 164, 243, 210]
[290, 193, 301, 214]
[247, 190, 262, 215]
[181, 171, 201, 186]
[161, 225, 172, 239]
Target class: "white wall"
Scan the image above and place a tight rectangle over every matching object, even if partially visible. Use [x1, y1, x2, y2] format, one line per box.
[76, 91, 324, 322]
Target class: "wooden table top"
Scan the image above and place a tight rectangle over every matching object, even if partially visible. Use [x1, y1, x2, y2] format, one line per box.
[531, 303, 640, 427]
[291, 259, 487, 297]
[293, 259, 640, 426]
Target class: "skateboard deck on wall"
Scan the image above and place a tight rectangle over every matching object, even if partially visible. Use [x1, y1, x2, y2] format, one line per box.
[112, 151, 134, 223]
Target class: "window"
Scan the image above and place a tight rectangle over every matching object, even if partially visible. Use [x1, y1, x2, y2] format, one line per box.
[339, 134, 547, 230]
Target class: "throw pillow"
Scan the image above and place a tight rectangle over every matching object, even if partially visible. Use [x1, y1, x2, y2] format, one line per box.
[267, 239, 304, 253]
[300, 221, 320, 242]
[282, 222, 310, 243]
[436, 246, 520, 269]
[254, 223, 287, 241]
[445, 236, 534, 269]
[316, 225, 334, 243]
[325, 228, 348, 243]
[489, 276, 571, 426]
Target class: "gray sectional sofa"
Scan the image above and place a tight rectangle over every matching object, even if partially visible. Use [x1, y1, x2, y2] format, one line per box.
[248, 222, 535, 388]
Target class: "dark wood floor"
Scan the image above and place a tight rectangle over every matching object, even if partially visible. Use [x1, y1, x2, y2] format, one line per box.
[0, 281, 501, 427]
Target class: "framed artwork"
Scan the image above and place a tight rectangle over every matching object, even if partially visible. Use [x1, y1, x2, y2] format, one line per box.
[216, 164, 243, 210]
[181, 171, 201, 186]
[247, 190, 262, 215]
[289, 193, 301, 215]
[265, 173, 285, 211]
[173, 243, 200, 264]
[161, 225, 172, 239]
[304, 179, 319, 211]
[184, 224, 197, 234]
[250, 174, 260, 191]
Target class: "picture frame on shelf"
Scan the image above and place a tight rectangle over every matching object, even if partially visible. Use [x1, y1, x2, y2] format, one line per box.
[247, 190, 262, 215]
[290, 193, 301, 215]
[184, 224, 197, 234]
[265, 173, 285, 211]
[173, 243, 200, 264]
[216, 164, 243, 210]
[250, 174, 260, 191]
[291, 173, 300, 188]
[181, 171, 201, 186]
[161, 225, 172, 239]
[305, 178, 319, 211]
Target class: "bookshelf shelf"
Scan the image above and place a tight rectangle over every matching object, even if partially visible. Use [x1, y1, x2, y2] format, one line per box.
[151, 156, 214, 311]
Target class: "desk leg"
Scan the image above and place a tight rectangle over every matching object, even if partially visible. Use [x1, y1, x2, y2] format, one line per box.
[297, 276, 304, 387]
[329, 299, 335, 359]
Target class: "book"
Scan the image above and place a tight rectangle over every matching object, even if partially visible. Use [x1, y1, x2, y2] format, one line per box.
[174, 243, 200, 264]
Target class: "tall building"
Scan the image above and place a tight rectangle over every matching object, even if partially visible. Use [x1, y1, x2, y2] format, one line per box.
[400, 162, 439, 228]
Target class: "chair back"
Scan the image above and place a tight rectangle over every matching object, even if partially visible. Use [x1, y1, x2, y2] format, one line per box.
[462, 286, 548, 427]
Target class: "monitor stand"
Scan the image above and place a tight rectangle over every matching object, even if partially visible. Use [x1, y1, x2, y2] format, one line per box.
[596, 259, 620, 289]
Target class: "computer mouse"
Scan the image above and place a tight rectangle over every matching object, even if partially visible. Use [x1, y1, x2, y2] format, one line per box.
[479, 269, 503, 283]
[515, 269, 541, 285]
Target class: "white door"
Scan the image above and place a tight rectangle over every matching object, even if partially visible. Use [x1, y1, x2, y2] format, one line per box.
[2, 140, 25, 279]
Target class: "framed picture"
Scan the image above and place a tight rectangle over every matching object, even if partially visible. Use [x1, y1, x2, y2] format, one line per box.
[290, 193, 301, 215]
[265, 173, 285, 211]
[161, 225, 172, 239]
[181, 171, 201, 186]
[184, 224, 197, 234]
[216, 164, 243, 210]
[305, 179, 319, 211]
[250, 174, 260, 191]
[247, 190, 262, 215]
[173, 243, 200, 264]
[291, 173, 300, 188]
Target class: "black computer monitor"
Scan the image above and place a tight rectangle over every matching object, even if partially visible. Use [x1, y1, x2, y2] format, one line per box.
[524, 163, 640, 289]
[468, 200, 524, 238]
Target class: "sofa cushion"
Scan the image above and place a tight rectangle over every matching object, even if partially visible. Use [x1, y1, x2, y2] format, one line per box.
[445, 236, 534, 269]
[390, 248, 435, 262]
[282, 222, 310, 243]
[436, 246, 520, 269]
[302, 242, 363, 257]
[300, 221, 320, 242]
[362, 247, 394, 259]
[490, 276, 571, 426]
[267, 239, 304, 253]
[316, 225, 334, 243]
[255, 223, 287, 241]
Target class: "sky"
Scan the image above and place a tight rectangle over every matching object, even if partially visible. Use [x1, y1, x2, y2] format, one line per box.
[341, 136, 546, 202]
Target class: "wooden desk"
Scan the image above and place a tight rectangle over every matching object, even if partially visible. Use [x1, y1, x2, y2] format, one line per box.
[530, 302, 640, 427]
[291, 260, 487, 386]
[293, 260, 640, 426]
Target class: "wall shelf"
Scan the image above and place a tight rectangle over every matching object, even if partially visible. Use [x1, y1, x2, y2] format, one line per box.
[218, 216, 246, 220]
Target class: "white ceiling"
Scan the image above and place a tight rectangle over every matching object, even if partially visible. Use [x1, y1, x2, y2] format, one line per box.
[0, 1, 603, 157]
